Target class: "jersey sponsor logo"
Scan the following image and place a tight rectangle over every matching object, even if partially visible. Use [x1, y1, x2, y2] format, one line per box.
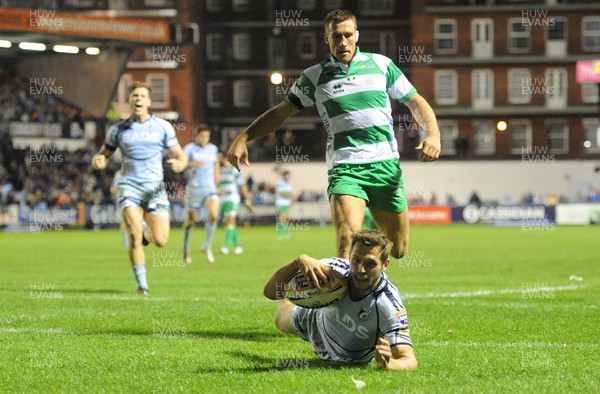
[332, 83, 344, 94]
[358, 64, 375, 69]
[358, 306, 372, 322]
[122, 131, 162, 143]
[330, 306, 370, 340]
[395, 310, 408, 328]
[325, 69, 344, 76]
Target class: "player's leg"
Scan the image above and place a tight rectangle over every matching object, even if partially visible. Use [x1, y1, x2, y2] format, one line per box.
[330, 194, 366, 259]
[182, 208, 198, 263]
[276, 206, 290, 240]
[274, 299, 297, 333]
[231, 215, 243, 254]
[366, 162, 410, 259]
[122, 205, 149, 293]
[144, 207, 170, 248]
[369, 207, 409, 259]
[220, 206, 235, 254]
[182, 185, 200, 263]
[202, 195, 219, 263]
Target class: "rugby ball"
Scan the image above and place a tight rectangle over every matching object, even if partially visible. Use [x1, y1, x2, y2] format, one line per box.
[283, 270, 347, 308]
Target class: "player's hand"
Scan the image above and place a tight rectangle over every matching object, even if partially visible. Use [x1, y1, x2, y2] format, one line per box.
[375, 338, 392, 369]
[416, 135, 441, 163]
[167, 158, 186, 173]
[296, 255, 331, 291]
[227, 133, 249, 171]
[91, 154, 107, 170]
[245, 200, 254, 213]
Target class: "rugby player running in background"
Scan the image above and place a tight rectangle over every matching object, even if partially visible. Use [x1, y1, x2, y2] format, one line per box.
[181, 125, 220, 263]
[92, 81, 187, 295]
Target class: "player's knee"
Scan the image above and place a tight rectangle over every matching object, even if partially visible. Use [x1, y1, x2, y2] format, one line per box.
[153, 235, 167, 248]
[393, 243, 407, 259]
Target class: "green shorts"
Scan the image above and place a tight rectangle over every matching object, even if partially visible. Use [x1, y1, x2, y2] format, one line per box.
[327, 159, 407, 213]
[220, 201, 239, 217]
[276, 205, 290, 214]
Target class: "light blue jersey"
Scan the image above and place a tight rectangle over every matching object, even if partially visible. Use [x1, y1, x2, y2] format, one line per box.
[292, 258, 412, 364]
[105, 115, 179, 183]
[183, 143, 219, 189]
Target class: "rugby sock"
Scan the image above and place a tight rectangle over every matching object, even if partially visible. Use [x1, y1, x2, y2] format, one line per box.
[224, 226, 234, 248]
[182, 227, 192, 253]
[204, 220, 217, 249]
[232, 228, 241, 247]
[132, 264, 148, 289]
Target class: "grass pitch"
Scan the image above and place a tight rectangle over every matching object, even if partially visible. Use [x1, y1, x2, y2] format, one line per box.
[0, 224, 598, 393]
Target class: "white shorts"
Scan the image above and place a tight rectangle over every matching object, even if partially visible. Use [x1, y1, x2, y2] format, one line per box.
[185, 185, 218, 210]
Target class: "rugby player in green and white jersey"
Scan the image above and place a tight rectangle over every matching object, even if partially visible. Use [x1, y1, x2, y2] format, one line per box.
[228, 9, 441, 260]
[275, 170, 292, 240]
[218, 154, 253, 255]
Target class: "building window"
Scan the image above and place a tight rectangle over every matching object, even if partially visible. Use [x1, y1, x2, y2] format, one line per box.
[207, 81, 225, 108]
[297, 0, 316, 10]
[583, 118, 600, 153]
[297, 32, 316, 59]
[434, 19, 457, 54]
[545, 68, 567, 109]
[510, 120, 532, 154]
[508, 18, 530, 53]
[473, 121, 495, 155]
[434, 70, 458, 105]
[438, 121, 458, 156]
[146, 74, 169, 109]
[233, 33, 251, 61]
[232, 0, 249, 12]
[358, 0, 394, 16]
[116, 74, 132, 106]
[206, 0, 221, 12]
[324, 0, 343, 9]
[508, 69, 531, 104]
[582, 83, 599, 104]
[206, 33, 224, 61]
[546, 120, 568, 154]
[233, 80, 252, 108]
[471, 69, 494, 109]
[546, 17, 567, 57]
[582, 16, 600, 51]
[471, 18, 493, 58]
[360, 31, 395, 58]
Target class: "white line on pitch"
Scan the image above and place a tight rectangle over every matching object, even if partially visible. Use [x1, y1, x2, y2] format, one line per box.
[404, 284, 586, 299]
[420, 340, 599, 349]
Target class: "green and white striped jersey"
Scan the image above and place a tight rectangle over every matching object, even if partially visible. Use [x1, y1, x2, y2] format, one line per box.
[285, 48, 416, 169]
[219, 165, 243, 204]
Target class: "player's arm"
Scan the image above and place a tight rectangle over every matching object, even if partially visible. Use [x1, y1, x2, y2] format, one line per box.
[91, 145, 113, 171]
[227, 101, 299, 170]
[375, 339, 418, 371]
[239, 183, 253, 213]
[404, 92, 441, 163]
[263, 254, 333, 300]
[167, 144, 188, 173]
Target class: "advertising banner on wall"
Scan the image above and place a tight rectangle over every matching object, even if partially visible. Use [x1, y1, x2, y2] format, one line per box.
[451, 205, 555, 224]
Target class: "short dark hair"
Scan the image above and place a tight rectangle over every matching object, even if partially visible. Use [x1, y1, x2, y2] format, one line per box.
[128, 81, 151, 96]
[351, 230, 393, 263]
[324, 9, 357, 30]
[195, 123, 211, 135]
